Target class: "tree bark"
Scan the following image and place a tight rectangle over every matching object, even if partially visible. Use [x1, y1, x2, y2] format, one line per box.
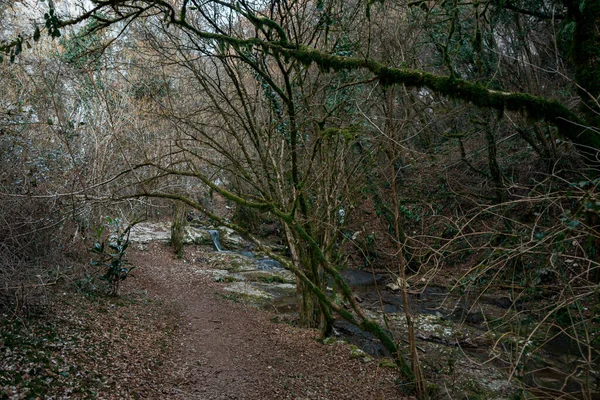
[567, 0, 600, 166]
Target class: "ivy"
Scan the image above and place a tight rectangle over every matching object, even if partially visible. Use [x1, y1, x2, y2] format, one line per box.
[44, 1, 62, 39]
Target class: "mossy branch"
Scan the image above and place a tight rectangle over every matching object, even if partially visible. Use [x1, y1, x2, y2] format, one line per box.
[285, 46, 600, 151]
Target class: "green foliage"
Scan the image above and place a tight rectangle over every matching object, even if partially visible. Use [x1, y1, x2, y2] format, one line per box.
[44, 0, 62, 39]
[59, 20, 103, 69]
[89, 217, 136, 296]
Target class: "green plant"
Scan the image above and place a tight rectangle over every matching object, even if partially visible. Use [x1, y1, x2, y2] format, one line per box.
[257, 275, 287, 284]
[89, 217, 136, 296]
[220, 293, 239, 303]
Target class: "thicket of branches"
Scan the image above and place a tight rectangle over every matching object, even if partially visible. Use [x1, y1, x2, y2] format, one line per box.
[1, 0, 599, 397]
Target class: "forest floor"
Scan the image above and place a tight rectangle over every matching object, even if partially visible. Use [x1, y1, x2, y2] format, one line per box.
[1, 242, 410, 399]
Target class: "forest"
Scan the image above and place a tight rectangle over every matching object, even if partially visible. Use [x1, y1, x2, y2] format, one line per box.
[1, 0, 599, 398]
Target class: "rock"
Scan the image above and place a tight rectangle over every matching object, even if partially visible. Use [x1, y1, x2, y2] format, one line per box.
[348, 344, 374, 363]
[128, 222, 171, 243]
[450, 307, 486, 325]
[488, 295, 513, 309]
[183, 226, 212, 245]
[129, 222, 212, 246]
[339, 270, 386, 288]
[223, 282, 274, 300]
[256, 258, 283, 270]
[193, 268, 234, 282]
[386, 277, 409, 291]
[217, 226, 248, 249]
[208, 253, 256, 272]
[236, 269, 296, 284]
[128, 222, 243, 249]
[323, 337, 345, 346]
[414, 314, 455, 340]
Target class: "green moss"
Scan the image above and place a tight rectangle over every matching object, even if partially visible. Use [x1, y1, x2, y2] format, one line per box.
[322, 336, 341, 345]
[348, 344, 373, 362]
[256, 275, 287, 284]
[378, 357, 397, 368]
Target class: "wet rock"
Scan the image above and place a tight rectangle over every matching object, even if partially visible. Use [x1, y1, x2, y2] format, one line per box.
[256, 258, 283, 270]
[217, 226, 247, 249]
[327, 270, 386, 290]
[333, 319, 389, 358]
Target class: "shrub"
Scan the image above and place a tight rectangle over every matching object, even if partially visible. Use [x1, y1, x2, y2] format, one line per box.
[89, 217, 136, 296]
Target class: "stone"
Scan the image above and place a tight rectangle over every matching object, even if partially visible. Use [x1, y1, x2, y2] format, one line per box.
[236, 269, 296, 284]
[348, 344, 374, 363]
[386, 277, 409, 291]
[217, 226, 247, 249]
[183, 226, 212, 245]
[223, 282, 274, 300]
[128, 222, 171, 243]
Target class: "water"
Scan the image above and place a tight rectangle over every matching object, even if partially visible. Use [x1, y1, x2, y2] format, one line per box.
[207, 229, 224, 252]
[205, 228, 285, 272]
[199, 228, 599, 397]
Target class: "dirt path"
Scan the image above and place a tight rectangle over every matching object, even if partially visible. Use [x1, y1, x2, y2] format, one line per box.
[130, 243, 407, 399]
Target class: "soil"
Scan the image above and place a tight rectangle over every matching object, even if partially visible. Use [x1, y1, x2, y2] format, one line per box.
[127, 242, 409, 399]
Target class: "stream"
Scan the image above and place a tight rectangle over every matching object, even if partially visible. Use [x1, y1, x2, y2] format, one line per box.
[129, 222, 599, 399]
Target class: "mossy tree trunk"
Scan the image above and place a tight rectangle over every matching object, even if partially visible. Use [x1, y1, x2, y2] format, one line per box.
[171, 201, 185, 258]
[569, 0, 600, 127]
[567, 0, 600, 165]
[285, 226, 335, 335]
[567, 0, 600, 281]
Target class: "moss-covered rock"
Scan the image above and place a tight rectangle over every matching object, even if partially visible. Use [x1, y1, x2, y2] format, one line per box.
[348, 344, 374, 363]
[237, 269, 295, 284]
[378, 357, 397, 368]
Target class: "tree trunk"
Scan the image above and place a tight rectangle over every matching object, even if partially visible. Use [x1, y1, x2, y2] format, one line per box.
[568, 0, 600, 166]
[171, 202, 185, 258]
[285, 225, 334, 334]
